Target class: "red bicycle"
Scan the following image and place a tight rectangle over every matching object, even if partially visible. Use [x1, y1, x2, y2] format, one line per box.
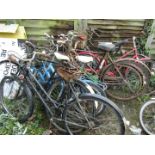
[118, 36, 152, 80]
[76, 40, 146, 101]
[87, 29, 152, 78]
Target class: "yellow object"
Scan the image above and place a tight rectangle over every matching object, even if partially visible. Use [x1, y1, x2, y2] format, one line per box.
[0, 24, 27, 39]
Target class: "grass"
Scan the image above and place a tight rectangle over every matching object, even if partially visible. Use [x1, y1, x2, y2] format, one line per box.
[0, 98, 50, 135]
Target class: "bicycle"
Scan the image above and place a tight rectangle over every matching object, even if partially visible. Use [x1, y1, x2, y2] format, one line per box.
[0, 51, 126, 134]
[77, 43, 145, 101]
[87, 28, 152, 83]
[139, 97, 155, 135]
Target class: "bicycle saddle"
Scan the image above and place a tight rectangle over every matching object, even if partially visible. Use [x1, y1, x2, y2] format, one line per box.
[98, 42, 116, 52]
[76, 55, 93, 63]
[54, 52, 70, 61]
[98, 39, 129, 52]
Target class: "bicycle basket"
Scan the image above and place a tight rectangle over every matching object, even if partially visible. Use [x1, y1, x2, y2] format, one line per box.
[56, 63, 82, 81]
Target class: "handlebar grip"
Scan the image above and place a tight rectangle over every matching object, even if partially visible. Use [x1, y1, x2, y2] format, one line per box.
[8, 55, 18, 63]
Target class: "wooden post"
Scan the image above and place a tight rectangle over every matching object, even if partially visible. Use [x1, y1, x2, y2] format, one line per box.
[145, 19, 155, 49]
[74, 19, 88, 48]
[74, 19, 88, 34]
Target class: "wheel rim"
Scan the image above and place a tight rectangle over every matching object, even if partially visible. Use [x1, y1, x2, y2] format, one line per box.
[64, 97, 125, 135]
[1, 77, 31, 122]
[101, 64, 143, 101]
[140, 100, 155, 135]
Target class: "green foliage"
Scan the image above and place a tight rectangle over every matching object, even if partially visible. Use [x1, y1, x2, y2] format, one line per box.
[24, 112, 45, 135]
[136, 19, 153, 55]
[0, 99, 49, 135]
[25, 120, 45, 135]
[150, 73, 155, 87]
[24, 100, 48, 135]
[0, 113, 27, 135]
[86, 73, 99, 83]
[138, 95, 150, 103]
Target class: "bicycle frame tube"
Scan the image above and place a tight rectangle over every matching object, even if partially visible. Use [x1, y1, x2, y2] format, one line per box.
[26, 70, 59, 109]
[77, 50, 109, 73]
[118, 48, 151, 62]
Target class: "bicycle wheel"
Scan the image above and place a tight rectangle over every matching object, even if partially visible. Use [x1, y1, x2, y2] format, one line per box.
[63, 94, 125, 135]
[136, 54, 152, 69]
[139, 99, 155, 135]
[0, 76, 34, 123]
[49, 78, 106, 116]
[117, 58, 151, 88]
[48, 78, 96, 103]
[82, 80, 106, 96]
[81, 79, 107, 115]
[46, 78, 97, 133]
[100, 61, 143, 101]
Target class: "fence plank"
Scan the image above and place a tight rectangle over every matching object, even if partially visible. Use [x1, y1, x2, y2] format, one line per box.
[88, 25, 143, 30]
[88, 20, 145, 27]
[91, 29, 143, 34]
[20, 20, 74, 29]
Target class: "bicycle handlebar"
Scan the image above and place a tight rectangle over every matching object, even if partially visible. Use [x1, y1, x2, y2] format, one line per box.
[25, 41, 36, 49]
[8, 51, 51, 64]
[132, 36, 137, 49]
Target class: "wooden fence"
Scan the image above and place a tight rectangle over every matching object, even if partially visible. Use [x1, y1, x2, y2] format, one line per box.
[0, 19, 152, 50]
[0, 19, 74, 44]
[87, 19, 145, 50]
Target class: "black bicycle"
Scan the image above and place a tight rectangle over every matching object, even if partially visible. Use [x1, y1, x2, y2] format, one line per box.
[0, 51, 126, 135]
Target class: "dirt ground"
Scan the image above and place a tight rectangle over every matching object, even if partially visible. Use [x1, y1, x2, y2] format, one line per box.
[115, 98, 146, 135]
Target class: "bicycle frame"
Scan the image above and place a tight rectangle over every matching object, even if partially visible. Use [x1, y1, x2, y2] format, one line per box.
[119, 47, 151, 62]
[17, 63, 87, 132]
[77, 50, 116, 75]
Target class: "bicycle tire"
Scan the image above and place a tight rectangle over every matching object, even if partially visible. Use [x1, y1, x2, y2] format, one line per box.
[117, 58, 151, 88]
[100, 61, 144, 101]
[81, 79, 107, 115]
[63, 94, 126, 135]
[139, 99, 155, 135]
[46, 78, 100, 133]
[0, 76, 34, 123]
